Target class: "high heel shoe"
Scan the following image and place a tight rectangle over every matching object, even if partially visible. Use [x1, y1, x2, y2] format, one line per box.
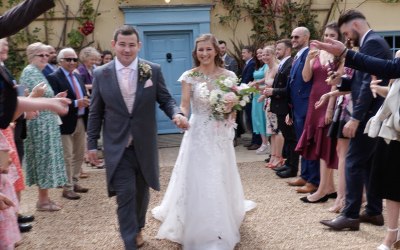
[266, 156, 285, 169]
[377, 228, 400, 250]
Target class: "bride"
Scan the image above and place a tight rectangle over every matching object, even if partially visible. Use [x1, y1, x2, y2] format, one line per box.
[152, 34, 256, 250]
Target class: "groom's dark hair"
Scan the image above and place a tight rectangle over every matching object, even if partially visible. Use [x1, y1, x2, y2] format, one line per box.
[113, 25, 140, 42]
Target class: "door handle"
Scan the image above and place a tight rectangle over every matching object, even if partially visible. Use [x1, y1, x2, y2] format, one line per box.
[166, 53, 172, 63]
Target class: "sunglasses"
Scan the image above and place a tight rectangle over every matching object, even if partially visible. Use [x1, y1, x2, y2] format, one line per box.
[290, 35, 300, 40]
[35, 54, 50, 58]
[62, 58, 79, 62]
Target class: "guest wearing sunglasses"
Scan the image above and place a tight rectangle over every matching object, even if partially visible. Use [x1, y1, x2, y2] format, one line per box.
[19, 42, 68, 211]
[47, 48, 90, 200]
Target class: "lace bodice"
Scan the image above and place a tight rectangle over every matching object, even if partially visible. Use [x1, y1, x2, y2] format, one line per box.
[178, 69, 236, 116]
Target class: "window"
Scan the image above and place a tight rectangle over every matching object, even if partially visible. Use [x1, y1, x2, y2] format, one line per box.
[378, 31, 400, 57]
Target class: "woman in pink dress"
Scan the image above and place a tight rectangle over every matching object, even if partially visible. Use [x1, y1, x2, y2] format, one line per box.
[0, 130, 21, 249]
[296, 22, 341, 203]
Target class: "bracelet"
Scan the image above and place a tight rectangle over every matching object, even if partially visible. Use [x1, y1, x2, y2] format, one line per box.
[338, 47, 348, 58]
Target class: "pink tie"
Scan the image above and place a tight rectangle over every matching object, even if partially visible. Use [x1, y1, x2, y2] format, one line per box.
[120, 67, 134, 112]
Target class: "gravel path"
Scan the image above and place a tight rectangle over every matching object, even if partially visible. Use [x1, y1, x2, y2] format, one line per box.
[17, 161, 386, 250]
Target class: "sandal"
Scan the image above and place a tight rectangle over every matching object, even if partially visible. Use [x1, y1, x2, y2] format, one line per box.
[36, 200, 62, 212]
[79, 172, 90, 178]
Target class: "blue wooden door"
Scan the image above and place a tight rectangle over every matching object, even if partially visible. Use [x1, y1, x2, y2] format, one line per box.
[145, 31, 192, 134]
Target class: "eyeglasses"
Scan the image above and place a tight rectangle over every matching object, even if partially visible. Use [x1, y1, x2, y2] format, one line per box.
[62, 58, 79, 63]
[290, 35, 300, 40]
[35, 54, 50, 58]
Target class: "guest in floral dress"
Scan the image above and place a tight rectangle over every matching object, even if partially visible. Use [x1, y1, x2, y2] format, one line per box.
[20, 42, 67, 211]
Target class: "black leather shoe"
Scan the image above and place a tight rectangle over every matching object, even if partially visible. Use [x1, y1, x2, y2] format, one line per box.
[243, 143, 252, 147]
[18, 214, 35, 223]
[300, 195, 329, 203]
[327, 192, 337, 199]
[74, 184, 89, 193]
[320, 215, 360, 231]
[276, 168, 297, 178]
[62, 190, 81, 200]
[19, 223, 32, 233]
[274, 165, 290, 172]
[247, 144, 260, 150]
[359, 210, 384, 226]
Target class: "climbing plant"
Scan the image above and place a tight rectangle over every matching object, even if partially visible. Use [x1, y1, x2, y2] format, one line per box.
[216, 0, 319, 72]
[0, 0, 101, 76]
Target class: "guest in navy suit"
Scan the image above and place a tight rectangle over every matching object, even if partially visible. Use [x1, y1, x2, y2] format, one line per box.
[320, 9, 392, 231]
[241, 45, 262, 150]
[285, 27, 320, 192]
[42, 45, 58, 77]
[47, 48, 90, 200]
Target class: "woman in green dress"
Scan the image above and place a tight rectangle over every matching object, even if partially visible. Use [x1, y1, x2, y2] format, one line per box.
[20, 42, 67, 211]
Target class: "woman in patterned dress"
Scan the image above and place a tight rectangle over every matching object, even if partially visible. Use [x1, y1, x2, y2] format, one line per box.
[0, 130, 21, 249]
[20, 42, 67, 211]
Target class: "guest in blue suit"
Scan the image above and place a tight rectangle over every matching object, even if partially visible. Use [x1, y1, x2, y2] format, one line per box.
[284, 27, 320, 193]
[241, 45, 262, 150]
[320, 9, 392, 231]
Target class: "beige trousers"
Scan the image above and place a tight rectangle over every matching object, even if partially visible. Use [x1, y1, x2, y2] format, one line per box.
[61, 118, 86, 191]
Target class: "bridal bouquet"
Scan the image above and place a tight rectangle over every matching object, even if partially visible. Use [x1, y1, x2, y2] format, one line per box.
[199, 75, 256, 121]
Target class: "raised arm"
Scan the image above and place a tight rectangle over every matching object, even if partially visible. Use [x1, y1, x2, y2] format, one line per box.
[0, 0, 55, 39]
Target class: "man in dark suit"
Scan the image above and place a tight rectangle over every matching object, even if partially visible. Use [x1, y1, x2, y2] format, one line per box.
[285, 27, 320, 192]
[218, 40, 239, 75]
[87, 25, 187, 249]
[47, 48, 90, 200]
[0, 0, 56, 128]
[241, 45, 262, 150]
[264, 39, 299, 178]
[42, 45, 58, 77]
[320, 10, 392, 231]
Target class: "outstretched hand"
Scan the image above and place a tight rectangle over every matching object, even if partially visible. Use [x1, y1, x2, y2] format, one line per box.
[310, 38, 347, 57]
[48, 97, 71, 115]
[315, 93, 330, 109]
[30, 82, 47, 97]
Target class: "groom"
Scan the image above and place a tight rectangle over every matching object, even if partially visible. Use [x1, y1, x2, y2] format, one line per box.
[87, 25, 188, 249]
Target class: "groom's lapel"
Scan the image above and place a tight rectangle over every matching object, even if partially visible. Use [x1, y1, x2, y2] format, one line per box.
[132, 58, 146, 113]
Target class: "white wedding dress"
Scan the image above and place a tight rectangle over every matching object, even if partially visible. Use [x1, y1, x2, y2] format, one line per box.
[152, 70, 256, 250]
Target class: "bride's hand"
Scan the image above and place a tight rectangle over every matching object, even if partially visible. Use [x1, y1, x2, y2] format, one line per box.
[173, 114, 189, 131]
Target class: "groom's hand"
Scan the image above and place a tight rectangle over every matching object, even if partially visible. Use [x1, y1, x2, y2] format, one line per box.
[88, 150, 101, 166]
[173, 114, 189, 130]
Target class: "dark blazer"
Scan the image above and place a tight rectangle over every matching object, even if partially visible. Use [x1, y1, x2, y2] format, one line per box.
[0, 0, 55, 39]
[47, 68, 89, 134]
[87, 59, 181, 195]
[241, 58, 255, 84]
[0, 0, 55, 128]
[345, 50, 400, 79]
[269, 57, 293, 115]
[223, 54, 239, 76]
[42, 63, 57, 77]
[340, 31, 392, 122]
[287, 48, 312, 119]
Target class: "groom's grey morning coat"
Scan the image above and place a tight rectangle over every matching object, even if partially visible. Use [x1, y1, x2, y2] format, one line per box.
[87, 59, 180, 196]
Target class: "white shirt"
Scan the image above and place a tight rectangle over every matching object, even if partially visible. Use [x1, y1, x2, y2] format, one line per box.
[278, 56, 291, 70]
[360, 29, 372, 47]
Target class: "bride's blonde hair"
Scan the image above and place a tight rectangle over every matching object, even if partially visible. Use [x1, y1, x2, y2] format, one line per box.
[192, 34, 224, 67]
